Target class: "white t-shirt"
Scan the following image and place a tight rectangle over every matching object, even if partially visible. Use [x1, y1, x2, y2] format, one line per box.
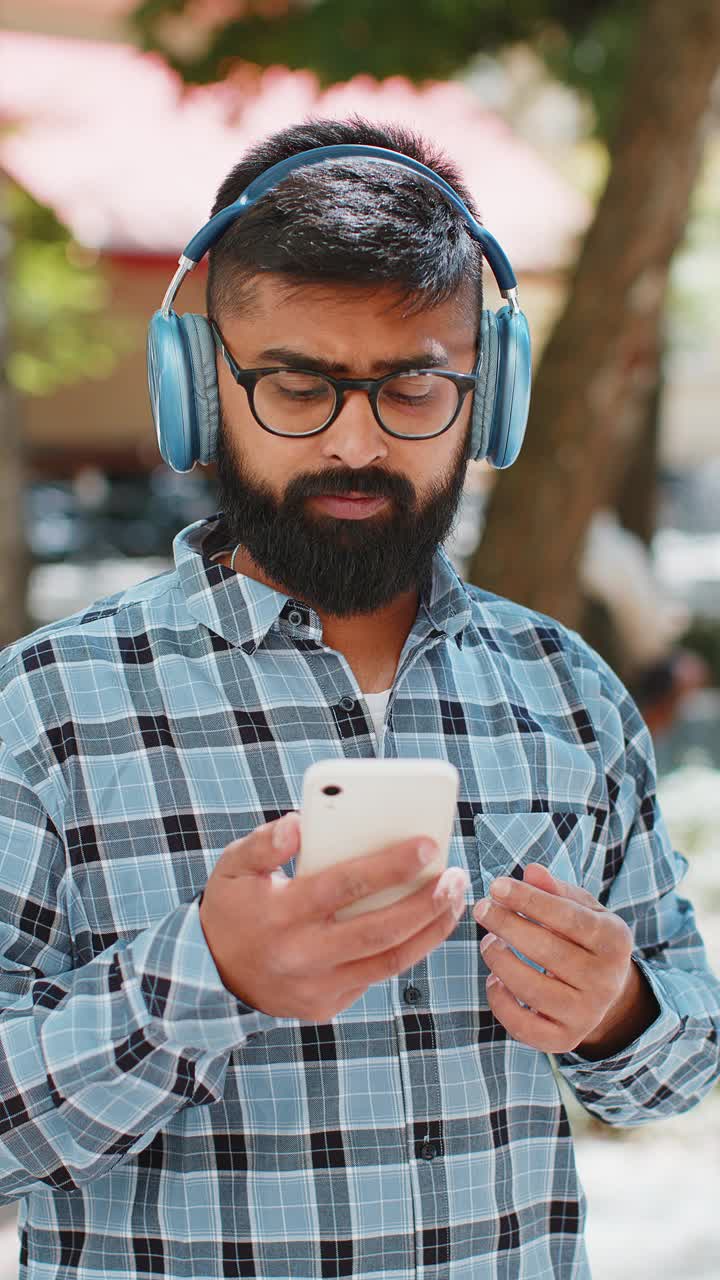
[363, 689, 391, 742]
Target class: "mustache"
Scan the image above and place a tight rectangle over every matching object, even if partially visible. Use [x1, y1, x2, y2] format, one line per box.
[283, 467, 416, 509]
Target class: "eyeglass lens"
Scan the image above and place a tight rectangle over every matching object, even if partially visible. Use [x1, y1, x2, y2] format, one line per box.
[252, 371, 460, 436]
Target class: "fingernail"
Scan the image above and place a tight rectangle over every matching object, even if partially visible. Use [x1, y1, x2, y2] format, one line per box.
[451, 886, 468, 919]
[473, 899, 491, 922]
[490, 877, 512, 899]
[479, 932, 495, 955]
[272, 814, 297, 852]
[417, 839, 439, 866]
[433, 868, 469, 915]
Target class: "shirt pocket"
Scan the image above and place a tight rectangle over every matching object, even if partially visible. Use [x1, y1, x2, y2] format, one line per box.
[471, 811, 596, 980]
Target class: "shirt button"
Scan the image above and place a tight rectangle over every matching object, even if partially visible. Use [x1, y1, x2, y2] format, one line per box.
[420, 1142, 437, 1161]
[403, 985, 422, 1005]
[339, 697, 356, 712]
[287, 609, 303, 627]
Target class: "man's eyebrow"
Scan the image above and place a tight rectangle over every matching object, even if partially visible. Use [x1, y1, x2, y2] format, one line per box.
[255, 347, 450, 375]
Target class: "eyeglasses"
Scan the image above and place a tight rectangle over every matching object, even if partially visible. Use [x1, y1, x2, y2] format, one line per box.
[210, 321, 478, 440]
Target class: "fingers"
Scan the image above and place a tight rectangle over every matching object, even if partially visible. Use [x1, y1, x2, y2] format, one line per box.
[317, 866, 469, 966]
[336, 876, 468, 988]
[479, 876, 607, 951]
[294, 836, 439, 920]
[486, 978, 567, 1055]
[219, 812, 301, 876]
[475, 902, 592, 987]
[523, 863, 605, 911]
[481, 937, 583, 1022]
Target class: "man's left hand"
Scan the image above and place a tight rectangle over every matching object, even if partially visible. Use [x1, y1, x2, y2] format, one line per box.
[472, 863, 652, 1056]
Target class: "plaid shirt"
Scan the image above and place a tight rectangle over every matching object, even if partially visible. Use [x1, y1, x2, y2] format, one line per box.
[1, 515, 718, 1280]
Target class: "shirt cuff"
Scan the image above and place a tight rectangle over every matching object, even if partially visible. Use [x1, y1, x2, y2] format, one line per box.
[554, 953, 684, 1075]
[128, 894, 298, 1054]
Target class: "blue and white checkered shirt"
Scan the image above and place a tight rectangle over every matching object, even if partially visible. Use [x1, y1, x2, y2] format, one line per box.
[1, 516, 718, 1280]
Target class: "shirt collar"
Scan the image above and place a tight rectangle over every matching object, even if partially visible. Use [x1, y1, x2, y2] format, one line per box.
[174, 516, 473, 654]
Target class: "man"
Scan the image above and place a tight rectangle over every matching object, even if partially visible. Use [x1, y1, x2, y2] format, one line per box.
[0, 119, 718, 1280]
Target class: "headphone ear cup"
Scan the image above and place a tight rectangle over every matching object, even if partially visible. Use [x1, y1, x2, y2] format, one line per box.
[487, 307, 532, 469]
[469, 310, 499, 462]
[146, 312, 219, 472]
[147, 310, 198, 473]
[179, 314, 219, 465]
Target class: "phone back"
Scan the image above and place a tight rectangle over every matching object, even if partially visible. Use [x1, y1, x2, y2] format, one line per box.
[299, 759, 459, 919]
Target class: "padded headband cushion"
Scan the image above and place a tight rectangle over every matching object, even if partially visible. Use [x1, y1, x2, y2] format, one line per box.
[180, 313, 219, 464]
[469, 309, 499, 462]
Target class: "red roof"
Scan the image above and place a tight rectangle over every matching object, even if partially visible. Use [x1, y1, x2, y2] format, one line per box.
[0, 31, 590, 271]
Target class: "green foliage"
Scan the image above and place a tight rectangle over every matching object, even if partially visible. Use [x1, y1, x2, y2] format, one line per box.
[5, 184, 135, 397]
[537, 7, 641, 139]
[131, 0, 643, 139]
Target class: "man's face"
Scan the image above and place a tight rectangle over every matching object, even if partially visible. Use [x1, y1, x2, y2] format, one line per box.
[214, 275, 477, 616]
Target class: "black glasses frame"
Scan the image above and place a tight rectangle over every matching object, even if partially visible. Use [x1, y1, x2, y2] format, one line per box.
[210, 320, 477, 440]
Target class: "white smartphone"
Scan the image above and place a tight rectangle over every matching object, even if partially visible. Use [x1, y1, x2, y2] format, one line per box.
[298, 758, 460, 920]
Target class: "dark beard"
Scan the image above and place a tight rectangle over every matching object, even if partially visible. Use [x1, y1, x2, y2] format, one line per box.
[214, 410, 469, 617]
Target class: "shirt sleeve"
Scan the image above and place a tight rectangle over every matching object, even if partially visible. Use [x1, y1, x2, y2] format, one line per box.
[552, 641, 720, 1126]
[0, 739, 290, 1204]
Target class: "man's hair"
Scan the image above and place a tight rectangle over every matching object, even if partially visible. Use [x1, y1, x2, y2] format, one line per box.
[206, 117, 483, 321]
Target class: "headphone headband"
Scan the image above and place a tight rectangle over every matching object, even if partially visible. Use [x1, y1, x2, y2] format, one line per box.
[161, 144, 518, 317]
[149, 141, 531, 474]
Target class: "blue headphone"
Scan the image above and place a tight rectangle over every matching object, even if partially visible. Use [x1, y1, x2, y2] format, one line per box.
[147, 144, 531, 474]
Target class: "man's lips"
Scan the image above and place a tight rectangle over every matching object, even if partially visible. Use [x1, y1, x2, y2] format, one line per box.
[309, 493, 390, 519]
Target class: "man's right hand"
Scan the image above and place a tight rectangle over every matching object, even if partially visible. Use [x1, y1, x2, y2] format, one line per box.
[198, 812, 469, 1021]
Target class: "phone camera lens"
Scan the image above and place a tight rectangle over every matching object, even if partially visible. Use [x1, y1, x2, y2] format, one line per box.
[322, 785, 342, 797]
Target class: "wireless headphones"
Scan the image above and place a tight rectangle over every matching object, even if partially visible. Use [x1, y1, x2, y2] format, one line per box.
[147, 144, 531, 474]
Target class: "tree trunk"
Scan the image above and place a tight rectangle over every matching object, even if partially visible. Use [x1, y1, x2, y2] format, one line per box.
[578, 343, 664, 662]
[469, 0, 720, 629]
[613, 353, 663, 549]
[0, 175, 30, 650]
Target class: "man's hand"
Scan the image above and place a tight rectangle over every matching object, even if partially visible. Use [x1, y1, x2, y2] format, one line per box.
[472, 863, 658, 1056]
[199, 812, 469, 1022]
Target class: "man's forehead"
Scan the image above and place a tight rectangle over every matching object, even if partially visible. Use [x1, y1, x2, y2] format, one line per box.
[219, 273, 478, 360]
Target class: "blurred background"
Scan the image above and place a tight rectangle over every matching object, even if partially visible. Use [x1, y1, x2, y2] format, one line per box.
[1, 1, 719, 1276]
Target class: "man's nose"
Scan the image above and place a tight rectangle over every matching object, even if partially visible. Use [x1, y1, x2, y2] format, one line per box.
[318, 390, 389, 469]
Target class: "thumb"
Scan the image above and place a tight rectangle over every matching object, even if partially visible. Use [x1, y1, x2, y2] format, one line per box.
[219, 811, 301, 878]
[523, 862, 605, 912]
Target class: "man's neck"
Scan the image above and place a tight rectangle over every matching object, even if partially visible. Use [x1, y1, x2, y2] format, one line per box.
[219, 545, 419, 694]
[320, 595, 419, 693]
